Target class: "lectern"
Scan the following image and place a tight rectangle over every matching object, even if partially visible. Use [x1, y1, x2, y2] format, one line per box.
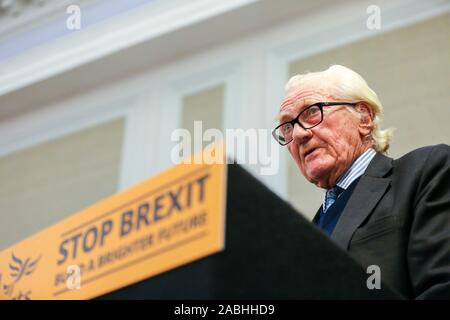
[100, 165, 400, 299]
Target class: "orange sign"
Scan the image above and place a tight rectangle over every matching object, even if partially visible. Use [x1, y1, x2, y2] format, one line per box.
[0, 153, 227, 299]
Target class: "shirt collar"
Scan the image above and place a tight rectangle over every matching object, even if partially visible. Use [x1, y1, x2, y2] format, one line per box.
[336, 148, 377, 190]
[321, 148, 376, 212]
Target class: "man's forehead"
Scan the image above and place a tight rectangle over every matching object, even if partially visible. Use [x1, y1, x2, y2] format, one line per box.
[280, 87, 326, 111]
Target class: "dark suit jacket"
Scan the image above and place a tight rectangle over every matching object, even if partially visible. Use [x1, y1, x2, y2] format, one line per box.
[313, 144, 450, 299]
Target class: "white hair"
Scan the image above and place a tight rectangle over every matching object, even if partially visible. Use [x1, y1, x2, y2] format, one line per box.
[285, 64, 394, 154]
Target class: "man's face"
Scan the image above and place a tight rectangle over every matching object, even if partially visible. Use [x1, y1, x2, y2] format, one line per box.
[279, 83, 367, 189]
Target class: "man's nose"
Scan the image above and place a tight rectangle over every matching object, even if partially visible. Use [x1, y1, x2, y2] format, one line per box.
[291, 122, 312, 145]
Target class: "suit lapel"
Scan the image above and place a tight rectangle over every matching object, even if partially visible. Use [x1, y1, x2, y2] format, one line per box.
[331, 152, 393, 249]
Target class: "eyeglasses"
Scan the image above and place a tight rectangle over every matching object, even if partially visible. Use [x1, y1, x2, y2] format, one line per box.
[272, 102, 357, 145]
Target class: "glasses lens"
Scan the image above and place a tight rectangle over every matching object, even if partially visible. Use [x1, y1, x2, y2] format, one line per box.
[274, 122, 293, 145]
[299, 105, 322, 128]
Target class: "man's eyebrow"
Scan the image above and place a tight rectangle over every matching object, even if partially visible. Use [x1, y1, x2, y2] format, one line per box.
[278, 99, 317, 122]
[277, 111, 293, 122]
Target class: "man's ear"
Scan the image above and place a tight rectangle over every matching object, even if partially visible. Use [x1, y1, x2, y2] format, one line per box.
[356, 103, 373, 136]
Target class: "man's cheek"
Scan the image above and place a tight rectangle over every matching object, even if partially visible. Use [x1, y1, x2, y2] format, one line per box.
[290, 149, 305, 173]
[320, 146, 335, 160]
[289, 145, 300, 162]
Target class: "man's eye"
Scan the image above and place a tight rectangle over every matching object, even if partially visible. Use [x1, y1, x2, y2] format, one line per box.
[307, 107, 320, 115]
[282, 123, 293, 132]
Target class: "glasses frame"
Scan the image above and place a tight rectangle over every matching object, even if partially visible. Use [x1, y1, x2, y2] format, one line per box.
[272, 101, 357, 145]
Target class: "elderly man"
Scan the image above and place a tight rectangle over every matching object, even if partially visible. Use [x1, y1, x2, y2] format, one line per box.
[272, 65, 450, 299]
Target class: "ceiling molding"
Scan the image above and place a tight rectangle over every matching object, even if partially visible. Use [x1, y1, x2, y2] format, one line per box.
[0, 0, 449, 122]
[0, 0, 259, 96]
[0, 0, 82, 38]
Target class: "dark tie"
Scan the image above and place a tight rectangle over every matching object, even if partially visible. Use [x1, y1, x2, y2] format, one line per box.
[323, 185, 345, 212]
[316, 178, 363, 235]
[318, 185, 345, 234]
